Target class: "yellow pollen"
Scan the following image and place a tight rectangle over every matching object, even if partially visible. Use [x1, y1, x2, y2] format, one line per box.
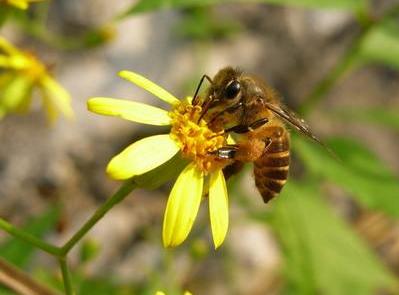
[169, 101, 229, 174]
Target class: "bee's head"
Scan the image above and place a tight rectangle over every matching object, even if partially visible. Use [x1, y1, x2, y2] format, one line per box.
[200, 67, 272, 130]
[199, 67, 246, 129]
[206, 67, 243, 108]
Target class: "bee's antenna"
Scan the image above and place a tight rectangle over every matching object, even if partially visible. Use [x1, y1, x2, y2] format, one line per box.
[192, 74, 213, 106]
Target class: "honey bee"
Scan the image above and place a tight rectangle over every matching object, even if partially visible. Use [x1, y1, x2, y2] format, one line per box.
[193, 67, 322, 203]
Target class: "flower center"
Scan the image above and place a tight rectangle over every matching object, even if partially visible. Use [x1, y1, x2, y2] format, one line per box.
[169, 100, 229, 174]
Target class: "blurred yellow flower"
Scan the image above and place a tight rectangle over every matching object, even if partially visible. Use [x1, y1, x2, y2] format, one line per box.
[0, 37, 73, 123]
[88, 71, 231, 248]
[4, 0, 43, 10]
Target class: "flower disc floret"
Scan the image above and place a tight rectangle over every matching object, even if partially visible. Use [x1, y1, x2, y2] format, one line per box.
[169, 101, 226, 174]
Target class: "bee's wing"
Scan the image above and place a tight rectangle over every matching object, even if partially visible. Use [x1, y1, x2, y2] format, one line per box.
[263, 101, 323, 145]
[264, 102, 340, 160]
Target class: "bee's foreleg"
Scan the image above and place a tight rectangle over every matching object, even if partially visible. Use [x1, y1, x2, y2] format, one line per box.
[207, 101, 244, 125]
[225, 117, 269, 134]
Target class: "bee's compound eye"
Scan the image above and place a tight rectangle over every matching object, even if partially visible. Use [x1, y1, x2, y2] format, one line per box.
[225, 80, 241, 99]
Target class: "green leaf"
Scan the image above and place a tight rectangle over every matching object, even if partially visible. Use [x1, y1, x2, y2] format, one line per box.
[293, 136, 399, 217]
[77, 277, 132, 295]
[0, 288, 16, 295]
[359, 20, 399, 70]
[0, 7, 10, 27]
[119, 0, 366, 18]
[120, 0, 222, 16]
[260, 0, 365, 10]
[35, 267, 136, 295]
[270, 182, 396, 295]
[175, 7, 240, 41]
[79, 239, 101, 264]
[82, 25, 116, 48]
[333, 106, 399, 131]
[0, 207, 60, 268]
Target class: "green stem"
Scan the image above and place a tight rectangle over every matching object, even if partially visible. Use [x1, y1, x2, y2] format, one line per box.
[58, 257, 73, 295]
[60, 180, 136, 255]
[0, 218, 61, 256]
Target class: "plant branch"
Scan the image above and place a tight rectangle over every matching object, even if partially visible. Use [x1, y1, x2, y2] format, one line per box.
[58, 257, 73, 295]
[0, 218, 61, 257]
[60, 180, 136, 255]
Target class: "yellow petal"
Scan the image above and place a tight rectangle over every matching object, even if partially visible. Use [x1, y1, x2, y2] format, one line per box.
[163, 163, 203, 247]
[9, 0, 42, 8]
[183, 96, 193, 104]
[107, 134, 179, 180]
[209, 169, 229, 249]
[118, 70, 179, 106]
[0, 37, 19, 55]
[0, 74, 33, 112]
[0, 56, 12, 68]
[40, 75, 74, 122]
[87, 97, 171, 126]
[7, 0, 28, 9]
[39, 86, 58, 123]
[0, 55, 27, 69]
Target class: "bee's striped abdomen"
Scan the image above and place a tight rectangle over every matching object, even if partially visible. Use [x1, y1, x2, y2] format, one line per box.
[254, 131, 290, 203]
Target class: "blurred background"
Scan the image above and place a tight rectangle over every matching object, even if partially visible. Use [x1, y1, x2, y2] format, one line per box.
[0, 0, 399, 294]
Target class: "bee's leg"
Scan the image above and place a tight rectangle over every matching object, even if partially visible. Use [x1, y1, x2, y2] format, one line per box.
[211, 118, 271, 161]
[225, 117, 269, 134]
[211, 117, 269, 160]
[192, 74, 213, 106]
[203, 101, 242, 125]
[223, 161, 244, 180]
[210, 145, 238, 159]
[261, 138, 273, 155]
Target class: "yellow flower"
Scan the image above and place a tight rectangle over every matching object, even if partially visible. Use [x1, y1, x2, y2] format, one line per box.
[0, 37, 73, 123]
[87, 71, 232, 248]
[4, 0, 43, 10]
